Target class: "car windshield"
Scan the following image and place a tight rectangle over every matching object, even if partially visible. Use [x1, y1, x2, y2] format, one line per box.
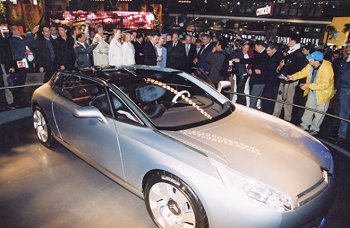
[113, 71, 234, 130]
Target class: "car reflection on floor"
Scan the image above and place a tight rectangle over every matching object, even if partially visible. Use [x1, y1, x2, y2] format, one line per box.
[0, 117, 154, 228]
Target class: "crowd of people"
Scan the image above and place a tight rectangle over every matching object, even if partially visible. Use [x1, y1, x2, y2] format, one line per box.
[0, 23, 349, 146]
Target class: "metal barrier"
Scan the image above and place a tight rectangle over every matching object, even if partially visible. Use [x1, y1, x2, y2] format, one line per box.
[223, 90, 350, 123]
[0, 83, 44, 90]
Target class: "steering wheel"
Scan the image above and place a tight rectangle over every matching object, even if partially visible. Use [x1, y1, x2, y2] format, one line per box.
[171, 90, 191, 104]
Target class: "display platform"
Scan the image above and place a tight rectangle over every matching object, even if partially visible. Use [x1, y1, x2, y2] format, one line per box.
[0, 117, 349, 228]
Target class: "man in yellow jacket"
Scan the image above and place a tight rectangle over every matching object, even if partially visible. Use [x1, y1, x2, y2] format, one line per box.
[287, 51, 334, 135]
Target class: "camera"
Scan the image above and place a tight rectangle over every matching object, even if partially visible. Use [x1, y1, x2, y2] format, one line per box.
[278, 73, 288, 80]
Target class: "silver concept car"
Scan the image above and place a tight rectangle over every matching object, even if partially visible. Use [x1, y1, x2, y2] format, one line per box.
[31, 66, 335, 228]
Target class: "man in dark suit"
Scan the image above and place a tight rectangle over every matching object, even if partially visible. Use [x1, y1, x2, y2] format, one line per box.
[144, 32, 160, 66]
[194, 34, 213, 74]
[35, 26, 56, 82]
[74, 33, 98, 69]
[132, 33, 145, 64]
[166, 32, 185, 71]
[233, 40, 269, 109]
[183, 35, 196, 73]
[9, 25, 39, 106]
[0, 34, 15, 110]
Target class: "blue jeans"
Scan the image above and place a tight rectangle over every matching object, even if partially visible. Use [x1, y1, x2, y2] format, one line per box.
[337, 88, 350, 139]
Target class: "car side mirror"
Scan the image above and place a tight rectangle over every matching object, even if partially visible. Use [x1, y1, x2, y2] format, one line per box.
[73, 106, 108, 124]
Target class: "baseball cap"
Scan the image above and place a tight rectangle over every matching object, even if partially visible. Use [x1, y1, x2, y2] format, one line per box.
[306, 51, 324, 61]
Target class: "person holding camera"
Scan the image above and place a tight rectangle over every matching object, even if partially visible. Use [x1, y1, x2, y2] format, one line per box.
[205, 39, 229, 89]
[9, 25, 39, 107]
[273, 34, 308, 122]
[286, 51, 334, 135]
[74, 32, 99, 69]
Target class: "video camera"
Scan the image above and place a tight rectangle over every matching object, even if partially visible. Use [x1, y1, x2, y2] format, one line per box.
[0, 26, 10, 38]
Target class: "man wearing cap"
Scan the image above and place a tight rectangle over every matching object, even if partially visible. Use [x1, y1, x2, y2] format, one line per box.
[287, 51, 334, 135]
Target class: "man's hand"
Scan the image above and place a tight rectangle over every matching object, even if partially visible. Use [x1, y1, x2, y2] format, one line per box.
[232, 58, 240, 63]
[9, 68, 15, 73]
[60, 65, 65, 71]
[32, 25, 40, 34]
[254, 69, 261, 74]
[92, 36, 99, 44]
[299, 83, 309, 91]
[286, 75, 293, 81]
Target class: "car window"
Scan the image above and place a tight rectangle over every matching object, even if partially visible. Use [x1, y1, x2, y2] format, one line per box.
[59, 74, 112, 117]
[114, 72, 233, 130]
[109, 90, 142, 126]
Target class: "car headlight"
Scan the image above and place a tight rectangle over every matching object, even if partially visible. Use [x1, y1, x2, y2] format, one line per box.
[212, 160, 293, 212]
[244, 179, 293, 212]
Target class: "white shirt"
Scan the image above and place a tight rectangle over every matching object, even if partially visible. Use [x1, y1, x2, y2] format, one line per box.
[156, 46, 162, 56]
[122, 42, 135, 66]
[109, 38, 123, 67]
[93, 34, 109, 67]
[77, 41, 89, 58]
[77, 41, 86, 48]
[200, 43, 210, 55]
[185, 44, 191, 56]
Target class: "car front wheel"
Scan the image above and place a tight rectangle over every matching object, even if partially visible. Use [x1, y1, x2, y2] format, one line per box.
[144, 171, 208, 228]
[33, 107, 55, 147]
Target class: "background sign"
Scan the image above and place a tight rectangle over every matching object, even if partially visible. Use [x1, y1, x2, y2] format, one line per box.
[256, 5, 274, 17]
[324, 17, 350, 46]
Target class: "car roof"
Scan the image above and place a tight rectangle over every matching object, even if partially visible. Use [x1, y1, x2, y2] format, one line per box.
[72, 65, 180, 84]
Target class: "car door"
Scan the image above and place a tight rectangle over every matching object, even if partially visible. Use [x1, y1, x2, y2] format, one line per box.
[52, 74, 124, 178]
[107, 89, 156, 187]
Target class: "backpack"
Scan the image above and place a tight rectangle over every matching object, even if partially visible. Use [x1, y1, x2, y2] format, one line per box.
[220, 52, 232, 80]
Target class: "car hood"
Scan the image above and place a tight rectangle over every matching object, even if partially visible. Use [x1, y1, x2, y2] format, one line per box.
[162, 105, 332, 197]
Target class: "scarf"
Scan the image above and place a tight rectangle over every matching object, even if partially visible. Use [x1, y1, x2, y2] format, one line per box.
[288, 43, 301, 54]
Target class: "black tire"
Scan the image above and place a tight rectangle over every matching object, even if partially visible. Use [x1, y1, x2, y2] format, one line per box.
[32, 106, 55, 148]
[144, 171, 209, 228]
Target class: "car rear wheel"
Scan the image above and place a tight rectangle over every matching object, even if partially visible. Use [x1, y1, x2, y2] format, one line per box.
[144, 171, 208, 228]
[33, 107, 55, 147]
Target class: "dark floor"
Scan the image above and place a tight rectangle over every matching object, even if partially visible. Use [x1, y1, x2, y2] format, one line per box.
[0, 117, 349, 228]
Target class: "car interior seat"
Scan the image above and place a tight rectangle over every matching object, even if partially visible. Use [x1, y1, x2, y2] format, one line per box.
[135, 84, 166, 118]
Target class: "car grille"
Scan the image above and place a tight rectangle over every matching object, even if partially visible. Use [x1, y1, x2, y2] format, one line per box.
[297, 170, 329, 207]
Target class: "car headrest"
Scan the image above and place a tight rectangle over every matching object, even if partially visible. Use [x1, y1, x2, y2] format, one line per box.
[71, 85, 99, 98]
[143, 103, 166, 119]
[136, 85, 166, 103]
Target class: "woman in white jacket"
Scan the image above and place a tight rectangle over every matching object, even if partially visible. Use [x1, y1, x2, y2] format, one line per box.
[108, 29, 123, 67]
[122, 32, 135, 66]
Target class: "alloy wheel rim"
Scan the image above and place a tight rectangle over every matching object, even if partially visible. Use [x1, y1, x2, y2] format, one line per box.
[149, 182, 196, 228]
[33, 110, 48, 143]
